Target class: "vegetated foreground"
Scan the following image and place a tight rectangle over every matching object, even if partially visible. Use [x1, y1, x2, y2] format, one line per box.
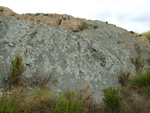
[0, 55, 150, 113]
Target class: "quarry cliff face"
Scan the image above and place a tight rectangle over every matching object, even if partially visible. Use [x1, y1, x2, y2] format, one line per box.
[0, 7, 150, 102]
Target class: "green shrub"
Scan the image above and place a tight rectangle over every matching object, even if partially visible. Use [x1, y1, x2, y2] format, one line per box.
[102, 86, 123, 113]
[26, 87, 55, 113]
[0, 8, 4, 12]
[130, 31, 135, 34]
[0, 95, 22, 113]
[93, 26, 98, 29]
[35, 13, 40, 16]
[54, 91, 88, 113]
[142, 30, 150, 41]
[129, 68, 150, 88]
[28, 87, 52, 100]
[43, 14, 49, 16]
[9, 55, 25, 84]
[78, 21, 88, 31]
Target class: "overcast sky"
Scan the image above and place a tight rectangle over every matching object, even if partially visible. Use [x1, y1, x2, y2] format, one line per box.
[0, 0, 150, 33]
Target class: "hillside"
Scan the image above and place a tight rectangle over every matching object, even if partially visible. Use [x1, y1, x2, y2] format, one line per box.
[0, 6, 150, 47]
[0, 6, 92, 31]
[0, 6, 150, 113]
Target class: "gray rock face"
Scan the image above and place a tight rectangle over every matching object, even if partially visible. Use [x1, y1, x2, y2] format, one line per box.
[0, 16, 149, 102]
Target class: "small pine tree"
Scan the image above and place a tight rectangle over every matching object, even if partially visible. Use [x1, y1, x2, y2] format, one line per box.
[9, 55, 25, 84]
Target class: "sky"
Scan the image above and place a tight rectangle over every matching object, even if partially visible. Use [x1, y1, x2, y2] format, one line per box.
[0, 0, 150, 33]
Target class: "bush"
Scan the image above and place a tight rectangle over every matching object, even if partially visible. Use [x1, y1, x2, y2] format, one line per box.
[0, 95, 23, 113]
[93, 26, 98, 29]
[142, 30, 150, 41]
[102, 86, 123, 113]
[130, 31, 135, 34]
[25, 87, 55, 113]
[129, 68, 150, 90]
[0, 8, 4, 12]
[131, 55, 144, 73]
[118, 71, 130, 86]
[54, 90, 88, 113]
[78, 21, 88, 31]
[9, 55, 25, 84]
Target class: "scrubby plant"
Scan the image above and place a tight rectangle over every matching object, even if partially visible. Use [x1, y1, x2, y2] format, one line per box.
[9, 55, 25, 84]
[0, 8, 4, 12]
[118, 71, 130, 86]
[93, 26, 98, 29]
[25, 87, 55, 113]
[28, 87, 52, 99]
[43, 14, 49, 16]
[130, 31, 135, 34]
[35, 13, 40, 16]
[129, 68, 150, 92]
[54, 90, 88, 113]
[0, 95, 22, 113]
[78, 21, 88, 31]
[131, 55, 144, 73]
[134, 43, 141, 54]
[142, 30, 150, 41]
[102, 86, 123, 113]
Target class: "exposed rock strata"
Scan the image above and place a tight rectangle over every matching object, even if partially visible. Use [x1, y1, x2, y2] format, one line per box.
[0, 15, 150, 102]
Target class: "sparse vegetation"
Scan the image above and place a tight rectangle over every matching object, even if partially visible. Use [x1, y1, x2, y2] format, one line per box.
[35, 13, 40, 16]
[43, 14, 49, 16]
[78, 21, 89, 31]
[1, 55, 150, 113]
[102, 87, 123, 113]
[54, 91, 88, 113]
[118, 71, 130, 86]
[129, 68, 150, 94]
[142, 30, 150, 41]
[0, 95, 25, 113]
[9, 55, 25, 85]
[131, 55, 144, 73]
[0, 8, 4, 12]
[130, 31, 135, 34]
[93, 26, 98, 29]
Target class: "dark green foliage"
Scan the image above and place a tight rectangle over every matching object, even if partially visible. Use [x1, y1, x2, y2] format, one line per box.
[35, 13, 40, 16]
[9, 55, 25, 84]
[118, 71, 130, 86]
[142, 30, 150, 41]
[43, 14, 49, 16]
[0, 95, 21, 113]
[54, 91, 88, 113]
[72, 29, 79, 32]
[0, 8, 4, 12]
[78, 21, 88, 31]
[130, 31, 135, 34]
[93, 26, 98, 29]
[102, 87, 123, 113]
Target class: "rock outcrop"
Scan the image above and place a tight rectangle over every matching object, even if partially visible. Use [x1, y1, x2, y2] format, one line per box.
[0, 10, 150, 103]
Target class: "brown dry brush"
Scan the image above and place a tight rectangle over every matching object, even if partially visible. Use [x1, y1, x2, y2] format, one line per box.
[118, 72, 130, 86]
[76, 84, 101, 113]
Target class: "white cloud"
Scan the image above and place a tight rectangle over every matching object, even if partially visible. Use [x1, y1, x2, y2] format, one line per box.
[0, 0, 150, 33]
